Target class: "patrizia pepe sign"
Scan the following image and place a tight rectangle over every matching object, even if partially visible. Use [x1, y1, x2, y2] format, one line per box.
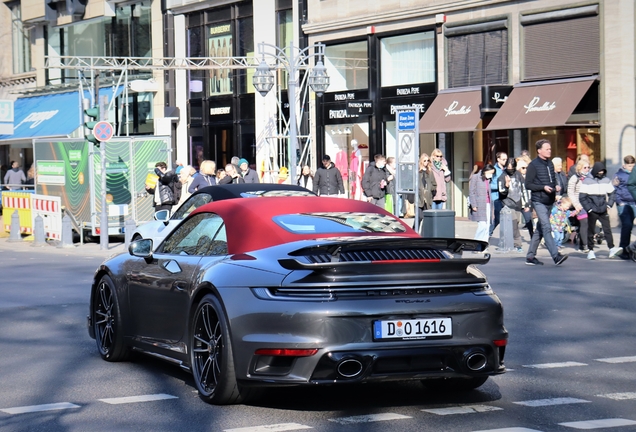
[444, 100, 472, 117]
[523, 97, 556, 114]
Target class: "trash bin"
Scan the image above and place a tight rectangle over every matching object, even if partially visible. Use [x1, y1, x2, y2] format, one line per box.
[421, 209, 455, 238]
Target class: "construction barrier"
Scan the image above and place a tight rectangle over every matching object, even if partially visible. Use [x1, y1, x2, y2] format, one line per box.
[31, 194, 62, 240]
[2, 191, 33, 234]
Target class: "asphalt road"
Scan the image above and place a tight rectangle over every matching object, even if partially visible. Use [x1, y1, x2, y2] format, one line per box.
[0, 233, 635, 432]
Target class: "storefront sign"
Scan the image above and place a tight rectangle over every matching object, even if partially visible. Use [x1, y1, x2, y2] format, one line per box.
[444, 100, 472, 117]
[523, 97, 556, 114]
[346, 100, 373, 115]
[481, 85, 513, 113]
[210, 107, 231, 115]
[323, 89, 368, 104]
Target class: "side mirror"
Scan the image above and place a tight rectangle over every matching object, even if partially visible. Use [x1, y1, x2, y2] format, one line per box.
[154, 209, 170, 221]
[129, 238, 154, 259]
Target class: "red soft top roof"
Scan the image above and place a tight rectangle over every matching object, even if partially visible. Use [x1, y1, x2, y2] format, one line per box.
[190, 196, 418, 254]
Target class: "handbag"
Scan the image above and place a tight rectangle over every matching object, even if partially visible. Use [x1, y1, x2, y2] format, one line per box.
[576, 209, 588, 220]
[159, 184, 174, 205]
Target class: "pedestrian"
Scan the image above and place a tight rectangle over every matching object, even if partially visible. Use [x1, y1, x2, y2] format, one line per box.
[416, 153, 436, 233]
[568, 154, 590, 179]
[297, 165, 314, 191]
[469, 164, 495, 243]
[238, 158, 260, 183]
[177, 165, 197, 207]
[3, 161, 26, 190]
[384, 157, 399, 215]
[516, 158, 534, 238]
[552, 157, 568, 198]
[567, 158, 592, 253]
[219, 163, 245, 184]
[550, 196, 573, 250]
[24, 164, 35, 188]
[489, 152, 508, 237]
[216, 168, 227, 183]
[313, 155, 344, 197]
[612, 155, 635, 259]
[497, 158, 524, 252]
[429, 148, 451, 209]
[579, 161, 622, 260]
[524, 139, 568, 266]
[625, 165, 636, 260]
[146, 162, 178, 213]
[188, 160, 217, 193]
[362, 154, 390, 208]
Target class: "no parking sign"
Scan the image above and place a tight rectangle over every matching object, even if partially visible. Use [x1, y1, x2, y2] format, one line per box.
[94, 121, 114, 142]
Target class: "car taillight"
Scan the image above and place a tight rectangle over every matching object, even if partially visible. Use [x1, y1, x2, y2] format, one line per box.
[255, 348, 318, 357]
[493, 339, 507, 347]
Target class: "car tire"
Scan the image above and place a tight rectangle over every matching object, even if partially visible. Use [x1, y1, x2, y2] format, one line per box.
[93, 274, 130, 362]
[190, 294, 252, 405]
[422, 376, 488, 392]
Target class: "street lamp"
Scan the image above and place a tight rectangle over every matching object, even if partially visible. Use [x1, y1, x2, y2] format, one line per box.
[253, 41, 330, 182]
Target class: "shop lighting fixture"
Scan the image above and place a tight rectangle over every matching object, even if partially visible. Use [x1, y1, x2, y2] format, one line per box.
[344, 127, 351, 134]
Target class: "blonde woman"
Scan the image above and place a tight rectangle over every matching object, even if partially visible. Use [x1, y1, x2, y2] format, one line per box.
[430, 148, 451, 209]
[177, 165, 197, 206]
[416, 153, 437, 233]
[188, 160, 217, 193]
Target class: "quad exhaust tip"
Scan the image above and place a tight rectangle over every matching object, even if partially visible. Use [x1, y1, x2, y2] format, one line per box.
[337, 358, 364, 378]
[465, 351, 487, 371]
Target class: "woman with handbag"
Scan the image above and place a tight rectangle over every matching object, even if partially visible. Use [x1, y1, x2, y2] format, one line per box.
[146, 161, 177, 213]
[469, 163, 496, 243]
[416, 153, 437, 234]
[567, 158, 592, 253]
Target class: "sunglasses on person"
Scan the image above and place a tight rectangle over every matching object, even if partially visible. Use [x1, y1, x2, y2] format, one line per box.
[518, 166, 527, 170]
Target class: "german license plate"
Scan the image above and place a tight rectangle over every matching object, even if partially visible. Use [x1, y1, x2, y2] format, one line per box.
[373, 318, 452, 341]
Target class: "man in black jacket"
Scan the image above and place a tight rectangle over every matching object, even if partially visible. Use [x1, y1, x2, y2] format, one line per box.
[313, 155, 344, 196]
[362, 154, 390, 207]
[524, 139, 568, 266]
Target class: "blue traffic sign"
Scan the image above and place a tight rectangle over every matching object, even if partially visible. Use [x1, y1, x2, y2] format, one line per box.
[93, 121, 114, 142]
[397, 111, 416, 130]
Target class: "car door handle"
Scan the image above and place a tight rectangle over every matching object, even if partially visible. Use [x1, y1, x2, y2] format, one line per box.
[173, 281, 188, 292]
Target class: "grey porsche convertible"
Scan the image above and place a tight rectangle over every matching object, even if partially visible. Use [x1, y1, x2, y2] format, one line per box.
[88, 195, 507, 405]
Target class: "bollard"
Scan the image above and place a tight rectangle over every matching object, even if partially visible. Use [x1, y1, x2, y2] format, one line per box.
[58, 214, 75, 248]
[8, 210, 23, 242]
[498, 206, 514, 252]
[32, 215, 47, 247]
[421, 209, 456, 238]
[124, 219, 137, 248]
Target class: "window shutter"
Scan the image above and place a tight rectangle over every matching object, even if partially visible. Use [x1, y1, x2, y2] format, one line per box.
[523, 15, 599, 81]
[447, 29, 508, 88]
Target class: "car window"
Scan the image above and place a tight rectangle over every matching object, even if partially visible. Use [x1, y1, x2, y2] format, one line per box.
[207, 224, 228, 256]
[159, 213, 224, 256]
[171, 193, 213, 220]
[273, 212, 406, 234]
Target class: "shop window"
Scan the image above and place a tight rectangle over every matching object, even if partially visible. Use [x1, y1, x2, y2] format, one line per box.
[10, 2, 31, 75]
[236, 17, 254, 95]
[447, 28, 508, 88]
[120, 92, 154, 135]
[380, 32, 435, 87]
[188, 27, 205, 98]
[110, 3, 152, 58]
[527, 127, 600, 171]
[325, 41, 368, 92]
[207, 22, 233, 96]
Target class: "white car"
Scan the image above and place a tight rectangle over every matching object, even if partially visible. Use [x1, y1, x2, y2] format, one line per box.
[131, 183, 315, 248]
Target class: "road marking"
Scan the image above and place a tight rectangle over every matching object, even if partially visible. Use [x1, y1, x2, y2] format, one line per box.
[224, 424, 312, 432]
[514, 397, 590, 407]
[98, 393, 178, 404]
[595, 356, 636, 364]
[423, 405, 503, 415]
[559, 418, 636, 429]
[596, 392, 636, 400]
[1, 402, 80, 415]
[472, 428, 544, 432]
[522, 361, 587, 369]
[329, 413, 411, 424]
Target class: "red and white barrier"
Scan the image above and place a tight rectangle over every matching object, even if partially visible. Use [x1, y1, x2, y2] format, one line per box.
[31, 194, 62, 240]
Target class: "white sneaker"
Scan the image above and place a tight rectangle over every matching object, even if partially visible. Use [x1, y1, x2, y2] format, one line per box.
[587, 250, 596, 260]
[608, 246, 623, 258]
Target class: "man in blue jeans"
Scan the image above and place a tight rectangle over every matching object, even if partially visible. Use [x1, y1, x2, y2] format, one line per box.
[524, 139, 568, 266]
[612, 155, 635, 258]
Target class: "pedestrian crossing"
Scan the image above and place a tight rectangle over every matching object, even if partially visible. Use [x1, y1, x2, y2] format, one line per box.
[1, 355, 635, 431]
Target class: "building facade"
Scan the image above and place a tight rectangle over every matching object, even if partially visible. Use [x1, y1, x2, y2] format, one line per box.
[304, 0, 636, 216]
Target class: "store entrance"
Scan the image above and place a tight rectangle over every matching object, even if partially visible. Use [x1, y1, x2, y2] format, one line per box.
[209, 126, 233, 168]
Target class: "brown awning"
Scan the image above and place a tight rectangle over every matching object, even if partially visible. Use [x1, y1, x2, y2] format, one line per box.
[485, 77, 595, 130]
[418, 90, 482, 133]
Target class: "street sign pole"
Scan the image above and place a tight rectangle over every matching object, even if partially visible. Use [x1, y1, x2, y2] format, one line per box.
[395, 109, 420, 232]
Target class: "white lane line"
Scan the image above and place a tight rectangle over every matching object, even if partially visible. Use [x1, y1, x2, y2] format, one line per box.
[423, 405, 503, 415]
[329, 413, 411, 425]
[595, 356, 636, 364]
[1, 402, 80, 415]
[98, 393, 178, 405]
[597, 392, 636, 400]
[472, 428, 545, 432]
[522, 361, 587, 369]
[224, 424, 312, 432]
[559, 418, 636, 429]
[513, 397, 590, 407]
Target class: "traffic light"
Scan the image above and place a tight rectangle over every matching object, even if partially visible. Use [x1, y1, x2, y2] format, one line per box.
[84, 105, 100, 145]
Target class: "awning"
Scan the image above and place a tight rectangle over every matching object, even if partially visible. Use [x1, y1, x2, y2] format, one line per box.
[0, 87, 122, 142]
[485, 77, 596, 130]
[418, 89, 482, 133]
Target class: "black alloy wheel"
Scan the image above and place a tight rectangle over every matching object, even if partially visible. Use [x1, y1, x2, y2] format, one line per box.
[190, 294, 250, 405]
[93, 275, 129, 361]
